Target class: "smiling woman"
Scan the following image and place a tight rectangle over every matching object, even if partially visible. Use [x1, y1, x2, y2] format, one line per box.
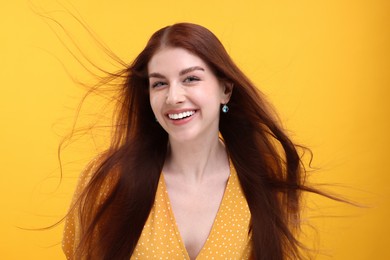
[62, 22, 333, 260]
[147, 47, 234, 258]
[148, 48, 232, 142]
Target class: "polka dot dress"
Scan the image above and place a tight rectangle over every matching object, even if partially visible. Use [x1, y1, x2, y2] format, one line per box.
[62, 163, 252, 259]
[132, 165, 252, 259]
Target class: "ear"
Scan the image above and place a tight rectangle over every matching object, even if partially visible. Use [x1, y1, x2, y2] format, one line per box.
[220, 81, 234, 104]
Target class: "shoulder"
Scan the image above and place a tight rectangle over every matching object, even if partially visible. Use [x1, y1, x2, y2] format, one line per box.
[62, 152, 111, 259]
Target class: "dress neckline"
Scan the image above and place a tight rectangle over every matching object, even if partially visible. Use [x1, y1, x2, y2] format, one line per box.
[160, 166, 234, 259]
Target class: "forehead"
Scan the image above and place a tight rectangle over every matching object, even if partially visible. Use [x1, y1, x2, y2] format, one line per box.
[147, 47, 208, 74]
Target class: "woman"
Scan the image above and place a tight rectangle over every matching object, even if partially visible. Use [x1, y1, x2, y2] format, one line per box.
[63, 22, 317, 260]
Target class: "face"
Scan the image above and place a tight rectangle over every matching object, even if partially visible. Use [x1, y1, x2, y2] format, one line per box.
[148, 47, 232, 143]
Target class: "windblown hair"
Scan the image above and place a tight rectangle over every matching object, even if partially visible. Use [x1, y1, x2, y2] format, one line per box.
[68, 23, 322, 260]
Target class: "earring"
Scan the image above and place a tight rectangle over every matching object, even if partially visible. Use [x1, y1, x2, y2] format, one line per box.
[222, 104, 229, 113]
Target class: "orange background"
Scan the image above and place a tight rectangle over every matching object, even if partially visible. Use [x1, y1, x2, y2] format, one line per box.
[1, 0, 389, 259]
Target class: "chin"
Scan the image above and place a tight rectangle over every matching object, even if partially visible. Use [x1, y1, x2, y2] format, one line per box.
[169, 134, 197, 143]
[167, 129, 201, 142]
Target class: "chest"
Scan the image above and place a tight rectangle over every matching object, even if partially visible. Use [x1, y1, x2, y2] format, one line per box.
[166, 181, 226, 258]
[132, 171, 252, 259]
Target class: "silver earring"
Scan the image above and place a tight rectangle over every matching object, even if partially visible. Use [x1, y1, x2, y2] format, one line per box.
[222, 104, 229, 113]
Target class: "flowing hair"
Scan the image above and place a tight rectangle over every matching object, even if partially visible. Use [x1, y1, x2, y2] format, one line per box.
[67, 22, 329, 260]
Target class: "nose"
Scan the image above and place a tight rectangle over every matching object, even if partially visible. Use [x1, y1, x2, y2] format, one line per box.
[166, 83, 185, 105]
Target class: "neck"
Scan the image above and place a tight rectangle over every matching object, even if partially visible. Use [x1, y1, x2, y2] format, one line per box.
[163, 133, 229, 182]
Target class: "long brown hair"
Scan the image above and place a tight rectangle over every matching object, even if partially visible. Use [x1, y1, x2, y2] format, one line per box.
[71, 23, 322, 259]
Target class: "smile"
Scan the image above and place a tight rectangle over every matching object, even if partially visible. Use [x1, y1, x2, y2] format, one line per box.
[168, 110, 196, 120]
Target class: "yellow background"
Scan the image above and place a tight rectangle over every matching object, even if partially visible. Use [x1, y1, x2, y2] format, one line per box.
[1, 0, 389, 259]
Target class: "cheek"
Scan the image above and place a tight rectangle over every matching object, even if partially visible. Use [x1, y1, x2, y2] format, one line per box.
[204, 78, 224, 99]
[202, 83, 225, 105]
[149, 93, 162, 115]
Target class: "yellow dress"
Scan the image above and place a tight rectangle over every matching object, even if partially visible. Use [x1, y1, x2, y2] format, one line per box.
[63, 164, 252, 259]
[131, 166, 252, 259]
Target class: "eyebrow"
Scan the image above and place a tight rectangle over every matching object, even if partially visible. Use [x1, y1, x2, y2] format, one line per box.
[148, 66, 205, 78]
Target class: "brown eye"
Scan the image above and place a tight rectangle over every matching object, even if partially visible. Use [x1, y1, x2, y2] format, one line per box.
[184, 76, 200, 83]
[151, 81, 167, 88]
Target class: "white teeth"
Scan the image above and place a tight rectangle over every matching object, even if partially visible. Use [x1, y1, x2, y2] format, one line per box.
[168, 110, 195, 120]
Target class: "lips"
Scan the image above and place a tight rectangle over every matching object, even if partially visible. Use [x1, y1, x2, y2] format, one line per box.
[167, 110, 196, 120]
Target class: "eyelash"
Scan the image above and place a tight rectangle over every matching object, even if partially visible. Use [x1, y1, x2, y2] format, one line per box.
[184, 76, 200, 83]
[151, 81, 166, 88]
[151, 76, 200, 88]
